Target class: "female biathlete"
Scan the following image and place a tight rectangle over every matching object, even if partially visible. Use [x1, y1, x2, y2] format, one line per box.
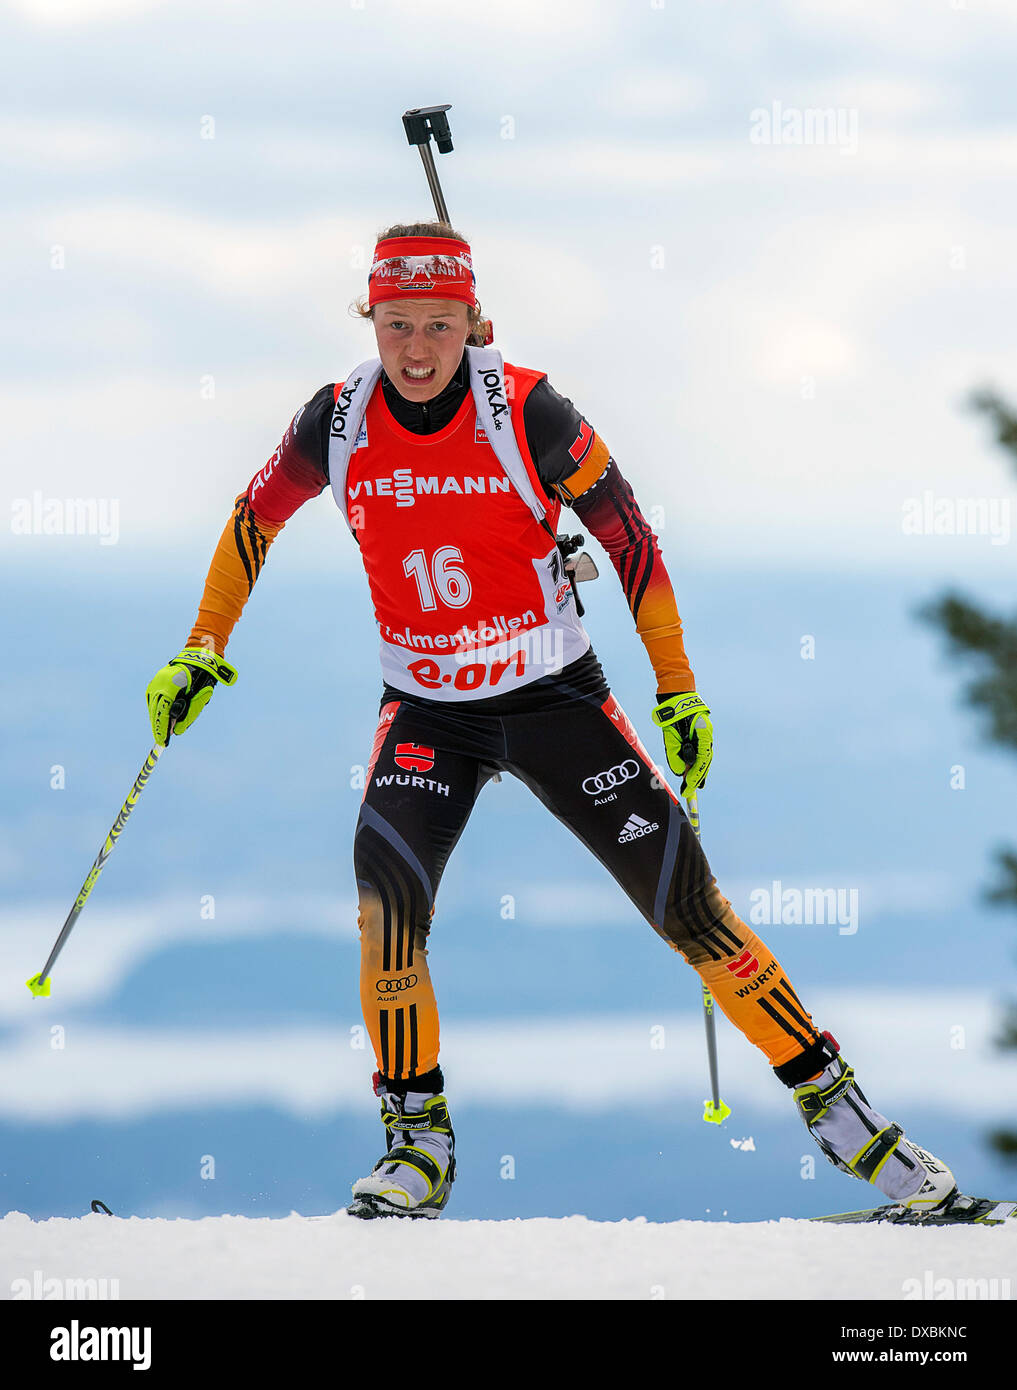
[146, 223, 957, 1220]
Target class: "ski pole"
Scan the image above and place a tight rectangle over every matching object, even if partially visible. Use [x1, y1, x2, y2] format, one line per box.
[402, 104, 455, 222]
[26, 694, 186, 998]
[685, 793, 731, 1125]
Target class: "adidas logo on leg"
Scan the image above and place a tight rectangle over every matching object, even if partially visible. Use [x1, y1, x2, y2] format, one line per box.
[618, 812, 660, 844]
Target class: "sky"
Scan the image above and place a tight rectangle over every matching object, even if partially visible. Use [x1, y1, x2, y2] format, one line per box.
[4, 0, 1017, 573]
[2, 0, 1017, 1228]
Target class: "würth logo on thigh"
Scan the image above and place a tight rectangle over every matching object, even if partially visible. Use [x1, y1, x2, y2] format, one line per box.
[394, 743, 435, 773]
[618, 812, 659, 844]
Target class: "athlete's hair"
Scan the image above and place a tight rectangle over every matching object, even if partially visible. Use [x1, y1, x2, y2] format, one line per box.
[350, 220, 491, 347]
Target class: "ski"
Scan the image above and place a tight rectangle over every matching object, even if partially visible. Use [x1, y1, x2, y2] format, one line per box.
[346, 1195, 442, 1221]
[810, 1193, 1017, 1226]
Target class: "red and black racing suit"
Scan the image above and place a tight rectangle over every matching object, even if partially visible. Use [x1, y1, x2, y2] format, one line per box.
[185, 352, 829, 1097]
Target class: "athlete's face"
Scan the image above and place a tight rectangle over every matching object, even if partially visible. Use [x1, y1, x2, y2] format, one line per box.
[373, 299, 470, 402]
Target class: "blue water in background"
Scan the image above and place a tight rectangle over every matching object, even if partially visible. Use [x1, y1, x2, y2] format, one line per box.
[2, 550, 1015, 1221]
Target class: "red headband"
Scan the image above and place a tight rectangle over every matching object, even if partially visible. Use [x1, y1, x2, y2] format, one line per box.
[368, 235, 476, 308]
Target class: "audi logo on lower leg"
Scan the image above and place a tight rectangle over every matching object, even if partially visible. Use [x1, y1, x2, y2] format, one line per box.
[375, 975, 418, 993]
[582, 760, 640, 795]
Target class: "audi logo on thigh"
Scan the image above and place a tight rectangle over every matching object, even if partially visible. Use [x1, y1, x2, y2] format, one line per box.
[375, 974, 418, 993]
[582, 760, 640, 795]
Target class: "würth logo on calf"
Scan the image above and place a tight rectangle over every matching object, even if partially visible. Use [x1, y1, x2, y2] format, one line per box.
[725, 949, 760, 979]
[734, 959, 778, 998]
[394, 743, 436, 773]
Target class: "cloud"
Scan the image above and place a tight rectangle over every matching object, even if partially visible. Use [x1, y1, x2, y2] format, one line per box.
[793, 75, 950, 119]
[0, 989, 1007, 1122]
[603, 71, 710, 120]
[0, 117, 153, 171]
[722, 870, 968, 922]
[7, 0, 619, 44]
[2, 894, 358, 1023]
[8, 0, 164, 22]
[17, 203, 361, 304]
[783, 0, 1017, 54]
[0, 371, 358, 564]
[429, 0, 621, 39]
[754, 316, 858, 384]
[4, 1, 1017, 578]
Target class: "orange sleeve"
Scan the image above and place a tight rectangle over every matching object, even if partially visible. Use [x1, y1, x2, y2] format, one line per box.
[635, 594, 696, 697]
[570, 456, 696, 696]
[185, 496, 284, 655]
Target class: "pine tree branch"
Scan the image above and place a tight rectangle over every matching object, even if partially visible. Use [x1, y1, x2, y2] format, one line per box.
[988, 1129, 1017, 1162]
[969, 387, 1017, 473]
[993, 1000, 1017, 1050]
[919, 593, 1017, 752]
[986, 849, 1017, 909]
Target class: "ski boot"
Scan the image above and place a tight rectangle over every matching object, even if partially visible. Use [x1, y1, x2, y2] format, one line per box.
[784, 1033, 957, 1215]
[347, 1071, 456, 1220]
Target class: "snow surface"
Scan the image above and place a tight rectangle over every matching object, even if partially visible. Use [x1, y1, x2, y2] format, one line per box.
[2, 1209, 1015, 1301]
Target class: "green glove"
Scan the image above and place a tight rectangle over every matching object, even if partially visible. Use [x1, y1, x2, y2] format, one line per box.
[146, 647, 238, 747]
[652, 692, 713, 797]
